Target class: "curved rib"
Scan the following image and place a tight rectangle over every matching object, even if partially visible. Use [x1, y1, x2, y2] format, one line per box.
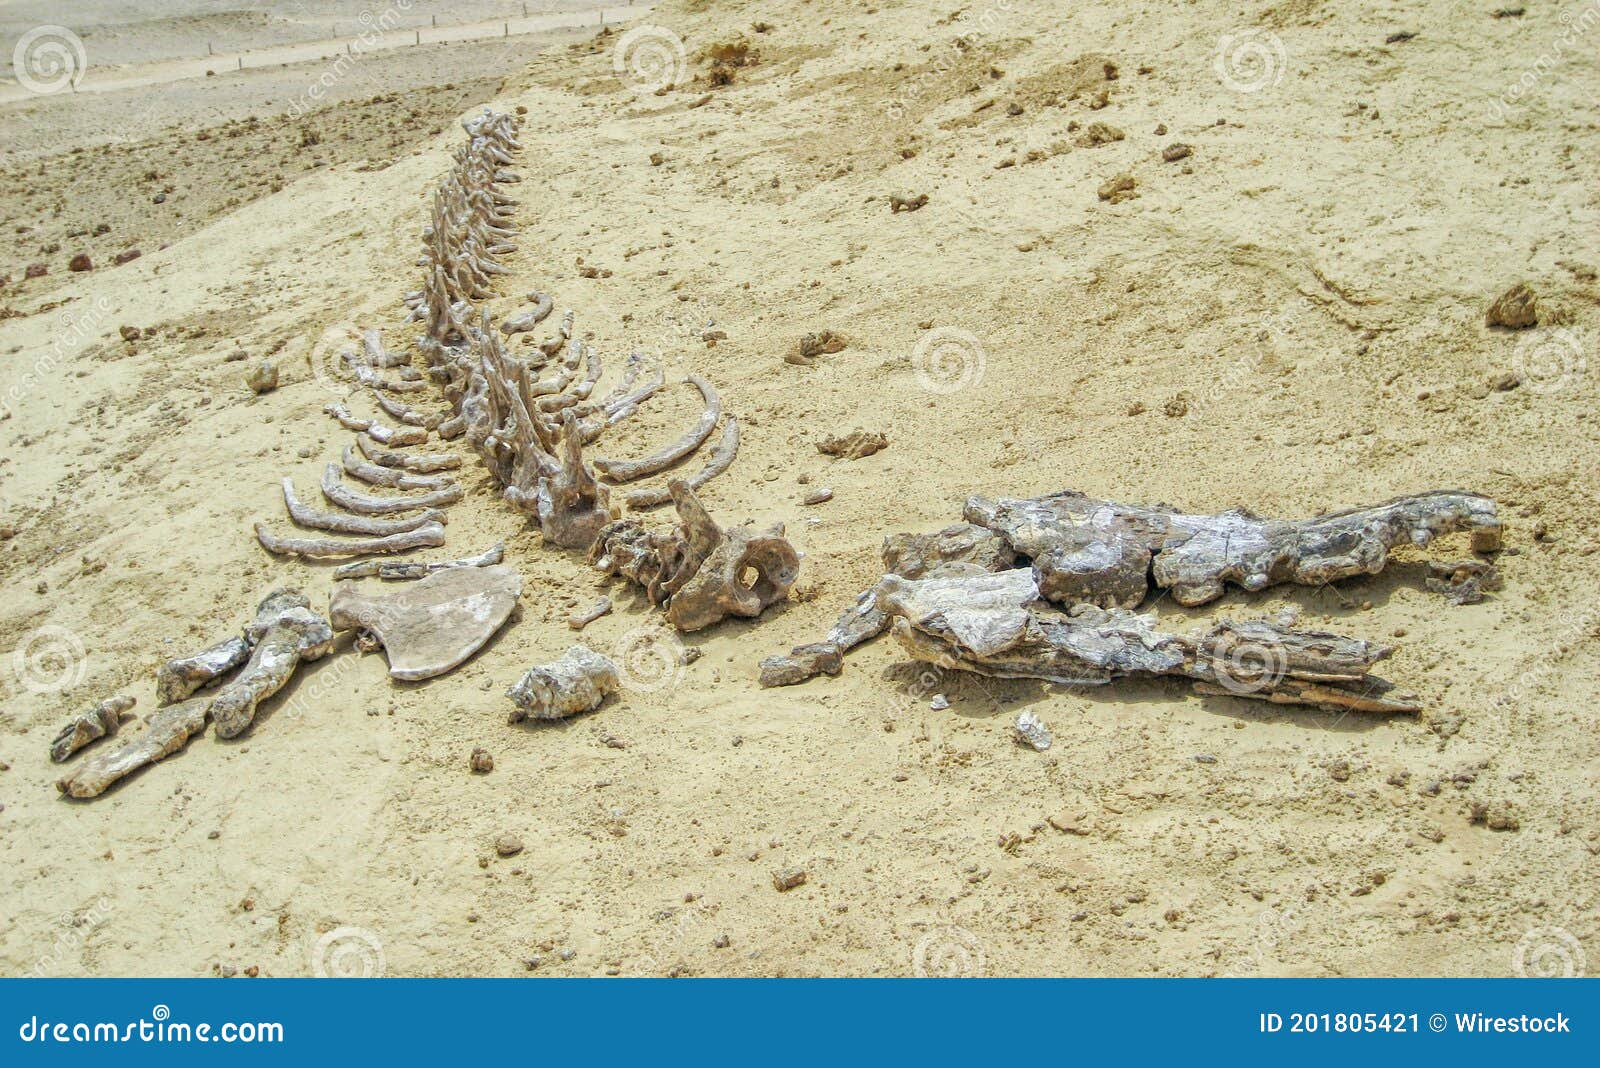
[356, 433, 462, 473]
[322, 464, 463, 514]
[624, 415, 740, 510]
[595, 375, 720, 483]
[254, 521, 445, 558]
[283, 477, 447, 535]
[341, 444, 455, 490]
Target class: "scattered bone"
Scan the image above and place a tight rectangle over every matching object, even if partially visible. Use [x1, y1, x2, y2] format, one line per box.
[356, 432, 462, 473]
[876, 569, 1420, 713]
[254, 520, 446, 558]
[282, 477, 446, 536]
[320, 464, 463, 515]
[772, 867, 808, 891]
[506, 644, 619, 722]
[889, 193, 928, 213]
[500, 294, 554, 334]
[157, 636, 251, 704]
[623, 416, 740, 510]
[818, 429, 887, 460]
[1014, 710, 1052, 751]
[333, 542, 504, 581]
[964, 489, 1502, 609]
[593, 375, 720, 483]
[758, 642, 842, 688]
[341, 444, 455, 490]
[211, 591, 337, 738]
[58, 696, 209, 798]
[330, 564, 522, 681]
[569, 597, 614, 630]
[50, 696, 135, 763]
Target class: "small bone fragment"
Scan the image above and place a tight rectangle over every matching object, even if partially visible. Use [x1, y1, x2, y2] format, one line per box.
[499, 294, 554, 334]
[211, 592, 337, 738]
[964, 489, 1502, 609]
[283, 477, 447, 535]
[157, 636, 251, 704]
[57, 696, 209, 798]
[333, 542, 504, 581]
[758, 642, 842, 687]
[356, 433, 462, 473]
[324, 402, 371, 431]
[50, 696, 135, 763]
[802, 487, 833, 505]
[342, 444, 456, 490]
[889, 193, 928, 213]
[346, 351, 428, 392]
[593, 375, 720, 483]
[506, 645, 619, 722]
[1014, 711, 1052, 751]
[569, 597, 613, 630]
[818, 429, 887, 460]
[330, 564, 522, 681]
[320, 464, 463, 514]
[623, 416, 740, 510]
[254, 520, 445, 558]
[437, 414, 466, 440]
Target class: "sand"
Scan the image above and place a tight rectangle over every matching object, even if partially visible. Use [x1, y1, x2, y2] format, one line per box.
[1, 0, 1596, 978]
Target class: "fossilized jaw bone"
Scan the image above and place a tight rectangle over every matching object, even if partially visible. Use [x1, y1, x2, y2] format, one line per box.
[320, 464, 463, 515]
[332, 542, 504, 581]
[593, 374, 720, 483]
[875, 569, 1419, 713]
[50, 696, 135, 762]
[254, 520, 446, 558]
[157, 636, 251, 704]
[283, 477, 446, 535]
[506, 645, 619, 722]
[329, 564, 521, 681]
[963, 490, 1503, 608]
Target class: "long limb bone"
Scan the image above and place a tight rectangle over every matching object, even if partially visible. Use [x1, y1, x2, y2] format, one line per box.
[210, 594, 336, 738]
[283, 477, 447, 534]
[255, 520, 445, 558]
[57, 696, 210, 798]
[157, 636, 251, 704]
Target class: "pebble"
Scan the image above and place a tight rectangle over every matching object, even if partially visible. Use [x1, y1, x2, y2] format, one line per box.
[929, 694, 950, 711]
[470, 747, 494, 773]
[771, 867, 808, 892]
[801, 486, 833, 505]
[247, 360, 278, 394]
[495, 833, 524, 857]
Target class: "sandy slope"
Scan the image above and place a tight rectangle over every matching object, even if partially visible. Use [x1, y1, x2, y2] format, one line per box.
[1, 0, 1597, 978]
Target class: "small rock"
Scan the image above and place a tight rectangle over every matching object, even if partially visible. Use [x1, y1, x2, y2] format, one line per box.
[24, 263, 47, 279]
[67, 253, 93, 272]
[559, 948, 576, 961]
[889, 192, 929, 213]
[1469, 800, 1520, 831]
[119, 325, 141, 342]
[1193, 753, 1217, 764]
[817, 429, 887, 460]
[244, 965, 259, 977]
[1077, 121, 1124, 147]
[1014, 710, 1051, 751]
[801, 486, 833, 505]
[649, 151, 665, 166]
[1097, 173, 1138, 203]
[771, 867, 807, 892]
[469, 747, 494, 774]
[1328, 759, 1352, 782]
[113, 249, 143, 266]
[495, 833, 524, 857]
[712, 934, 731, 949]
[1161, 142, 1193, 162]
[758, 642, 843, 687]
[247, 360, 278, 394]
[798, 330, 847, 359]
[1485, 282, 1538, 328]
[1163, 393, 1190, 418]
[1048, 811, 1093, 835]
[929, 694, 950, 711]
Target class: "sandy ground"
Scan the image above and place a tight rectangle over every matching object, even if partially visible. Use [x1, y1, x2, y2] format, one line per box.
[1, 0, 1597, 978]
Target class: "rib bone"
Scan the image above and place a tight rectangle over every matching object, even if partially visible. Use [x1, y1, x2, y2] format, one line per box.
[594, 374, 720, 483]
[255, 520, 446, 558]
[321, 464, 463, 514]
[283, 477, 446, 534]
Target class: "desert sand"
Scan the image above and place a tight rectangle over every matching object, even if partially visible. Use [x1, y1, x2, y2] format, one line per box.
[1, 0, 1596, 978]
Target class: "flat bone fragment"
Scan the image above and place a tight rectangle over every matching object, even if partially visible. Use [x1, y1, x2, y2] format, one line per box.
[211, 592, 336, 738]
[876, 569, 1420, 713]
[329, 564, 522, 681]
[964, 489, 1503, 609]
[283, 477, 447, 534]
[157, 636, 251, 704]
[50, 695, 136, 763]
[321, 464, 463, 515]
[342, 444, 455, 490]
[332, 542, 504, 581]
[356, 432, 463, 473]
[57, 695, 210, 798]
[594, 374, 720, 483]
[623, 416, 740, 510]
[255, 520, 445, 558]
[506, 644, 619, 723]
[568, 597, 613, 630]
[758, 643, 843, 688]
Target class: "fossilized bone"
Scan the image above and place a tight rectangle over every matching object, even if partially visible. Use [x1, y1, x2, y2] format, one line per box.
[532, 410, 614, 549]
[506, 644, 619, 722]
[876, 569, 1419, 713]
[356, 433, 462, 474]
[964, 489, 1502, 609]
[211, 591, 337, 738]
[332, 542, 505, 581]
[373, 390, 442, 429]
[320, 464, 463, 515]
[282, 477, 446, 535]
[58, 696, 210, 798]
[330, 564, 522, 681]
[341, 444, 455, 491]
[254, 520, 445, 558]
[622, 416, 740, 510]
[594, 374, 720, 483]
[591, 479, 799, 632]
[346, 350, 427, 392]
[157, 636, 251, 704]
[49, 695, 135, 763]
[362, 327, 409, 369]
[323, 403, 429, 446]
[500, 293, 554, 334]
